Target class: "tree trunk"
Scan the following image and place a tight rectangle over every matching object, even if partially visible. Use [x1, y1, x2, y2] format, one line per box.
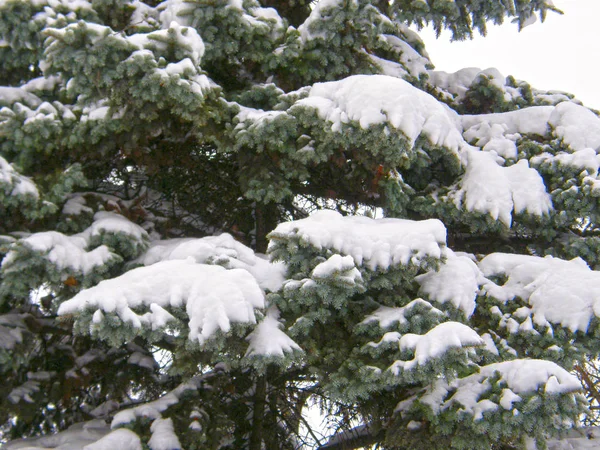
[255, 203, 278, 253]
[249, 375, 267, 450]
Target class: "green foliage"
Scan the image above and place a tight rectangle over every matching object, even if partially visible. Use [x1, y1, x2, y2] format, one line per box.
[394, 0, 560, 40]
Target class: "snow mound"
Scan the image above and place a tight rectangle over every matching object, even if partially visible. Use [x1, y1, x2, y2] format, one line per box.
[462, 101, 600, 154]
[1, 212, 147, 275]
[362, 299, 443, 329]
[58, 260, 265, 344]
[463, 106, 554, 141]
[4, 420, 111, 450]
[0, 155, 39, 198]
[549, 102, 600, 151]
[88, 211, 148, 241]
[2, 231, 116, 274]
[294, 74, 466, 152]
[137, 233, 286, 292]
[245, 307, 301, 357]
[450, 150, 552, 226]
[532, 148, 600, 174]
[63, 195, 94, 216]
[420, 359, 581, 418]
[429, 68, 516, 103]
[84, 428, 142, 450]
[480, 253, 600, 332]
[148, 418, 181, 450]
[311, 254, 362, 285]
[462, 106, 554, 159]
[0, 86, 42, 108]
[269, 210, 447, 270]
[390, 321, 483, 372]
[416, 250, 483, 317]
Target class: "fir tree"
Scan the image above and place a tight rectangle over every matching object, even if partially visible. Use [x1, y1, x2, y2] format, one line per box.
[0, 0, 598, 449]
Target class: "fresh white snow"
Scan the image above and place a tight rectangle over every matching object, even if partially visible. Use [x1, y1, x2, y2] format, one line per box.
[429, 68, 518, 103]
[418, 359, 581, 417]
[136, 233, 286, 292]
[58, 259, 265, 344]
[1, 212, 147, 275]
[449, 149, 552, 226]
[269, 210, 447, 270]
[480, 253, 600, 332]
[84, 428, 142, 450]
[532, 148, 600, 174]
[463, 106, 554, 140]
[2, 231, 116, 274]
[148, 418, 181, 450]
[362, 298, 444, 329]
[4, 420, 112, 450]
[390, 321, 483, 372]
[416, 250, 483, 317]
[0, 155, 39, 199]
[311, 254, 362, 285]
[245, 307, 301, 357]
[295, 75, 465, 152]
[549, 101, 600, 151]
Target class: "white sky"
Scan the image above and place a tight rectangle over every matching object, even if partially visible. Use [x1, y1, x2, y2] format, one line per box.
[417, 0, 600, 110]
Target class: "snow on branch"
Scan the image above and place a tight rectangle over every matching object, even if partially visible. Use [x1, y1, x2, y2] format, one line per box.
[2, 231, 117, 275]
[136, 233, 286, 292]
[235, 73, 595, 228]
[269, 209, 447, 271]
[549, 102, 600, 152]
[480, 253, 600, 333]
[294, 74, 465, 152]
[4, 419, 114, 450]
[361, 299, 444, 330]
[0, 155, 38, 199]
[390, 321, 483, 373]
[84, 428, 142, 450]
[58, 259, 265, 344]
[418, 359, 582, 418]
[148, 418, 182, 450]
[1, 212, 148, 278]
[245, 307, 301, 358]
[449, 149, 553, 227]
[111, 371, 216, 428]
[462, 101, 600, 155]
[416, 250, 484, 317]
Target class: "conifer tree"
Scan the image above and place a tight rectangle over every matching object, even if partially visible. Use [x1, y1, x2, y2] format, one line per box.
[1, 0, 599, 449]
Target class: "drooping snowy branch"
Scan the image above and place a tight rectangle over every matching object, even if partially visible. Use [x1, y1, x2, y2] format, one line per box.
[58, 259, 265, 345]
[269, 209, 447, 270]
[480, 253, 600, 333]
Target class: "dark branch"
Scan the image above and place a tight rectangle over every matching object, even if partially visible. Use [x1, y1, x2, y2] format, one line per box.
[318, 423, 384, 450]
